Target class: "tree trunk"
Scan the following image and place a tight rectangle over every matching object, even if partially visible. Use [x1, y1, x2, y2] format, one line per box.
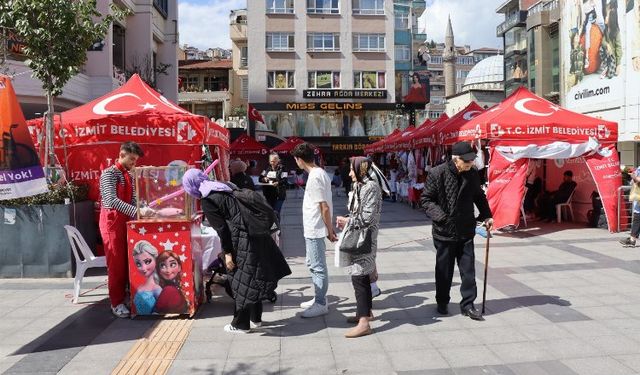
[45, 91, 55, 168]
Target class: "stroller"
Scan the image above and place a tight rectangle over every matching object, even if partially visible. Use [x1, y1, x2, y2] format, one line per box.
[204, 251, 278, 303]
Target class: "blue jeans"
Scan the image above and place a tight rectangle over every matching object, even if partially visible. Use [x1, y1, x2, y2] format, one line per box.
[305, 237, 328, 306]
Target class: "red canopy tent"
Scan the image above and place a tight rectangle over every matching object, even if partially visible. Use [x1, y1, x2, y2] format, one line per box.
[437, 102, 485, 145]
[230, 133, 268, 158]
[383, 128, 407, 152]
[411, 114, 449, 149]
[454, 87, 620, 231]
[364, 129, 399, 154]
[271, 137, 306, 155]
[388, 126, 418, 152]
[27, 74, 230, 201]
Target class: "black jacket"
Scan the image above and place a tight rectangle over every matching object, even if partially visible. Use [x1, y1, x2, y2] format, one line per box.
[260, 164, 287, 204]
[421, 160, 492, 241]
[202, 192, 291, 310]
[231, 172, 256, 191]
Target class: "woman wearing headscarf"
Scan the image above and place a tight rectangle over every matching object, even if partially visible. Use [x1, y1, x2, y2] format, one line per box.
[336, 157, 388, 338]
[182, 169, 291, 333]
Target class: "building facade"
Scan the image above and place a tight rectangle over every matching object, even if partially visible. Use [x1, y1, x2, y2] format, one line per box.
[526, 0, 561, 102]
[177, 59, 232, 120]
[497, 0, 536, 96]
[229, 9, 248, 117]
[248, 0, 396, 163]
[4, 0, 179, 119]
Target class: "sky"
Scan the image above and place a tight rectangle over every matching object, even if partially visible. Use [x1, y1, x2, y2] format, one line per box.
[178, 0, 505, 50]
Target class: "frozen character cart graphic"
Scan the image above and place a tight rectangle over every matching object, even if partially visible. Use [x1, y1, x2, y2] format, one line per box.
[155, 250, 189, 314]
[132, 240, 162, 315]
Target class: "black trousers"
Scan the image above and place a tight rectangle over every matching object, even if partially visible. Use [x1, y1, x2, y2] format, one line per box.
[231, 301, 263, 330]
[434, 238, 477, 310]
[351, 274, 372, 318]
[632, 212, 640, 238]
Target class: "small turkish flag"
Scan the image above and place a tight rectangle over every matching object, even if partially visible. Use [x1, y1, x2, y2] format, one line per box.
[248, 104, 265, 123]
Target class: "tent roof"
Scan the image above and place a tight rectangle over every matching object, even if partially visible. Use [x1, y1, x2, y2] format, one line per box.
[454, 87, 618, 144]
[272, 137, 305, 154]
[412, 113, 450, 149]
[230, 134, 268, 155]
[27, 74, 229, 148]
[388, 126, 417, 152]
[437, 101, 486, 145]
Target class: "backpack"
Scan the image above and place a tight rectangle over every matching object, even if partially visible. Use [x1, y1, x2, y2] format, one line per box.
[230, 187, 280, 236]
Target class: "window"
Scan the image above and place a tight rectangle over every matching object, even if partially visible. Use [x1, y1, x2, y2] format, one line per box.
[266, 0, 294, 13]
[307, 33, 340, 52]
[240, 46, 248, 68]
[112, 24, 126, 72]
[241, 77, 248, 99]
[353, 33, 385, 52]
[153, 0, 168, 18]
[456, 56, 474, 65]
[203, 76, 227, 91]
[353, 71, 385, 89]
[395, 45, 410, 61]
[430, 55, 443, 64]
[268, 71, 295, 89]
[181, 76, 199, 92]
[307, 0, 339, 14]
[353, 0, 384, 15]
[308, 71, 340, 89]
[266, 33, 295, 51]
[394, 13, 409, 29]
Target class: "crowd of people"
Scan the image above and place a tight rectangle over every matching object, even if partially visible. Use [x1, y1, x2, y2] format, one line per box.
[98, 140, 499, 339]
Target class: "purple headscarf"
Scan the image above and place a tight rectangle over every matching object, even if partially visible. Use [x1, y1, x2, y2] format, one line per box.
[182, 168, 232, 199]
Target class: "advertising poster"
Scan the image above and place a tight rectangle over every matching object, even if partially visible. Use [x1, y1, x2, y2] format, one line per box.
[564, 0, 625, 110]
[0, 76, 48, 200]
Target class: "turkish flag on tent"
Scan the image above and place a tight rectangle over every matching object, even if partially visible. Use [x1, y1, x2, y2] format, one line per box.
[25, 74, 230, 201]
[248, 104, 265, 124]
[0, 75, 48, 200]
[437, 101, 485, 145]
[451, 87, 617, 144]
[230, 133, 269, 157]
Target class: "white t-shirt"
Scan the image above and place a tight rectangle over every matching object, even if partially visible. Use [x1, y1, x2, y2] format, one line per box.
[303, 167, 333, 238]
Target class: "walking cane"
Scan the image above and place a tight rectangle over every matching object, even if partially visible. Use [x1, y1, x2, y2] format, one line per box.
[476, 223, 492, 314]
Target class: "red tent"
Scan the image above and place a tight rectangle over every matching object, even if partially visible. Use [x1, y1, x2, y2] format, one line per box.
[383, 128, 407, 152]
[365, 130, 399, 154]
[388, 126, 417, 152]
[461, 87, 620, 231]
[230, 134, 268, 158]
[27, 74, 230, 201]
[271, 137, 306, 154]
[437, 102, 485, 145]
[411, 113, 449, 149]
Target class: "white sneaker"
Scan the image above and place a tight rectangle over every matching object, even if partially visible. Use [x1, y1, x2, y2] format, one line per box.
[300, 298, 315, 308]
[250, 320, 262, 329]
[224, 324, 249, 334]
[111, 303, 130, 318]
[301, 302, 328, 318]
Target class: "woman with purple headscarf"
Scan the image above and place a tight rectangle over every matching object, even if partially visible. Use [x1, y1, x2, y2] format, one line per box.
[183, 169, 291, 333]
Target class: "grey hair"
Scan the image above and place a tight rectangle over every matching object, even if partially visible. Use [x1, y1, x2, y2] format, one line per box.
[451, 155, 459, 161]
[269, 153, 280, 161]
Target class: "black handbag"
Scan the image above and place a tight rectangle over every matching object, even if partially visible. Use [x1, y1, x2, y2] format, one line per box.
[339, 188, 373, 255]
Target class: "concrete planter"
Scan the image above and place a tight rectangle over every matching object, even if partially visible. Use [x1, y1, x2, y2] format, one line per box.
[0, 201, 97, 278]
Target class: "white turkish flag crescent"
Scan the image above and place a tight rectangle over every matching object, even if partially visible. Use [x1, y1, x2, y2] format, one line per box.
[93, 93, 142, 115]
[514, 98, 554, 117]
[463, 110, 481, 120]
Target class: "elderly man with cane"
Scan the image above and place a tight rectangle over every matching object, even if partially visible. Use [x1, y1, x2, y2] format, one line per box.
[421, 141, 493, 320]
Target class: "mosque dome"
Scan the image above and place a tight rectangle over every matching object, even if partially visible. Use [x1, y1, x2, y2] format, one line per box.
[462, 55, 504, 91]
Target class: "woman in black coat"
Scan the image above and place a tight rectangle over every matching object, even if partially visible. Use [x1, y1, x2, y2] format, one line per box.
[183, 169, 291, 333]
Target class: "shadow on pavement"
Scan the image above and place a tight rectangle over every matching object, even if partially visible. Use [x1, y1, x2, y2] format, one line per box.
[484, 295, 571, 315]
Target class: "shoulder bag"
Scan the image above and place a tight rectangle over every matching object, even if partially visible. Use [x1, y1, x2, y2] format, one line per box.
[339, 187, 373, 255]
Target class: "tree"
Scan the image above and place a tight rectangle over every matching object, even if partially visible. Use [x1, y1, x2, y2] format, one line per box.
[126, 53, 171, 91]
[0, 0, 128, 168]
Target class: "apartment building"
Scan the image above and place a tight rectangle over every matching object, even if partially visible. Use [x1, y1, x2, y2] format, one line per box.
[177, 59, 232, 120]
[5, 0, 179, 119]
[229, 9, 248, 117]
[248, 0, 395, 162]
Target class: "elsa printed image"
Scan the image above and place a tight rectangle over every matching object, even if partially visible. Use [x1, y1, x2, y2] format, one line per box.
[132, 240, 162, 315]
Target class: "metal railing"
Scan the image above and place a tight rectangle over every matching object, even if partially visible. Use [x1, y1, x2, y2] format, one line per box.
[617, 185, 631, 232]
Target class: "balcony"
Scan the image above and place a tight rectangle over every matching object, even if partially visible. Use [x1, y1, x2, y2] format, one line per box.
[230, 22, 247, 41]
[496, 10, 527, 36]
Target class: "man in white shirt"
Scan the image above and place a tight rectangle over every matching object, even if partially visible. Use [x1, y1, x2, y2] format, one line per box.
[292, 142, 336, 318]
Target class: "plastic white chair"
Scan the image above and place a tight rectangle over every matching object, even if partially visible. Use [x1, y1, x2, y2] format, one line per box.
[64, 225, 107, 303]
[556, 190, 575, 223]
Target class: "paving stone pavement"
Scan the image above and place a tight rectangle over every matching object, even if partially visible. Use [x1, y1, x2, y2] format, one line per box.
[1, 191, 640, 374]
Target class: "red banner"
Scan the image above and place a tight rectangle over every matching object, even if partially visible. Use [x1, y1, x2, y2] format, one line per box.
[486, 149, 529, 229]
[585, 144, 622, 232]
